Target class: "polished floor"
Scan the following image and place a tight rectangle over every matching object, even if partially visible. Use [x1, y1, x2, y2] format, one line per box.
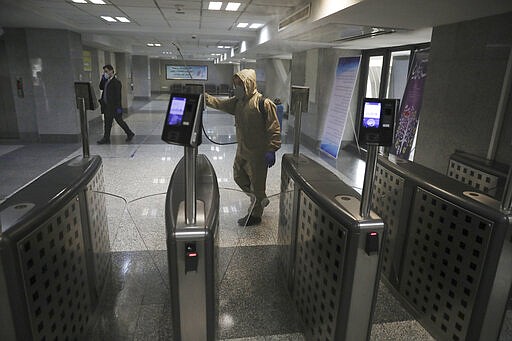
[1, 95, 510, 340]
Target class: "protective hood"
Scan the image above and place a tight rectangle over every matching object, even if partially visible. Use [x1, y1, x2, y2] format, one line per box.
[234, 69, 257, 97]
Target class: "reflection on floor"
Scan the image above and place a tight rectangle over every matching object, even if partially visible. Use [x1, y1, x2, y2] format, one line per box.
[1, 96, 509, 340]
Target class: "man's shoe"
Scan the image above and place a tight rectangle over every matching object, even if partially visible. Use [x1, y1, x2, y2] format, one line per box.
[126, 133, 135, 142]
[97, 138, 110, 144]
[237, 215, 261, 226]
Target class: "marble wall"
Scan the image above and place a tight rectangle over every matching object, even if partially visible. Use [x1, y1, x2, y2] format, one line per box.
[132, 55, 150, 100]
[24, 29, 83, 141]
[114, 52, 133, 111]
[290, 48, 362, 149]
[4, 29, 43, 141]
[415, 12, 512, 172]
[0, 35, 20, 139]
[257, 58, 291, 109]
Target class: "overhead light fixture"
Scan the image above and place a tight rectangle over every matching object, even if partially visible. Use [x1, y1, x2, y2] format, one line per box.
[100, 16, 116, 22]
[225, 2, 241, 11]
[71, 0, 87, 3]
[249, 23, 263, 29]
[89, 0, 106, 4]
[147, 43, 155, 47]
[115, 16, 130, 22]
[208, 2, 222, 10]
[237, 23, 248, 28]
[154, 43, 161, 47]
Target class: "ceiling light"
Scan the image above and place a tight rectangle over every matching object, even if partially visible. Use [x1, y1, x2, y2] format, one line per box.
[71, 0, 87, 3]
[249, 23, 263, 29]
[225, 2, 241, 11]
[237, 23, 248, 28]
[115, 16, 130, 22]
[89, 0, 106, 4]
[100, 16, 116, 22]
[154, 43, 161, 47]
[147, 43, 154, 46]
[208, 2, 222, 10]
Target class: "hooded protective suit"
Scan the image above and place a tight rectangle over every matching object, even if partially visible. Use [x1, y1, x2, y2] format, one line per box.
[205, 69, 281, 218]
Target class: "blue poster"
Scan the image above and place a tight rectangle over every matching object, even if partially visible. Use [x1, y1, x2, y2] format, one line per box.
[320, 56, 361, 158]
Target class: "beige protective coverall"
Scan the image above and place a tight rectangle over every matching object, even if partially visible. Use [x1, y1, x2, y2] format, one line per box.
[205, 69, 281, 218]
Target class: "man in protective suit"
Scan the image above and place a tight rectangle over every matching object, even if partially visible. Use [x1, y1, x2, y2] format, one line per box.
[205, 69, 281, 226]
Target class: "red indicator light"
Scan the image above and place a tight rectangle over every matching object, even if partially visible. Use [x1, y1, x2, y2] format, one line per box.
[370, 232, 378, 236]
[187, 252, 198, 257]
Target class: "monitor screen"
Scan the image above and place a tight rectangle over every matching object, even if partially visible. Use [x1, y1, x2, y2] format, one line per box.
[362, 101, 381, 128]
[167, 96, 187, 126]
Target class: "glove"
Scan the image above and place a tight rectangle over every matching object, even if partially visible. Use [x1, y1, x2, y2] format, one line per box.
[115, 108, 123, 114]
[264, 151, 276, 168]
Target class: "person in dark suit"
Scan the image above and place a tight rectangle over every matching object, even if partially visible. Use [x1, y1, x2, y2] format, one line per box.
[97, 64, 134, 144]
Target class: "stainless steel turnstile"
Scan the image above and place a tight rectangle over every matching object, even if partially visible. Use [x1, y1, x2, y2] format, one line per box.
[0, 156, 110, 340]
[165, 154, 219, 341]
[278, 154, 385, 340]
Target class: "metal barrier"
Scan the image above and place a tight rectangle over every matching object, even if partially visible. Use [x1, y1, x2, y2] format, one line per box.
[278, 154, 384, 340]
[373, 154, 512, 341]
[0, 155, 110, 340]
[166, 154, 219, 341]
[447, 150, 509, 199]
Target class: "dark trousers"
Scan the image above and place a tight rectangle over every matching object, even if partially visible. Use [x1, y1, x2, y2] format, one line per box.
[103, 110, 133, 140]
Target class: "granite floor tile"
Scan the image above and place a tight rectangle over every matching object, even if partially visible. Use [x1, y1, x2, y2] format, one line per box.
[370, 320, 435, 340]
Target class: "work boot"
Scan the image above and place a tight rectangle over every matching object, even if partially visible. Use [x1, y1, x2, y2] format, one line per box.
[237, 215, 261, 226]
[97, 138, 110, 144]
[126, 132, 135, 141]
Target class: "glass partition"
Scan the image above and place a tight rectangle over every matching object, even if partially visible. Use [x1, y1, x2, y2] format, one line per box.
[365, 55, 384, 98]
[386, 50, 411, 100]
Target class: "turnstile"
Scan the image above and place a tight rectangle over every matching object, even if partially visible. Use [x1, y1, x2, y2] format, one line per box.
[278, 154, 385, 340]
[165, 154, 219, 341]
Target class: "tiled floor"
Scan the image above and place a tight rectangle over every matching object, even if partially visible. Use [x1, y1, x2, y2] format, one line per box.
[1, 96, 510, 340]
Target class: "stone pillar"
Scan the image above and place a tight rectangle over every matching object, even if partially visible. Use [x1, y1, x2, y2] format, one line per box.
[3, 28, 84, 142]
[115, 52, 132, 111]
[132, 55, 151, 100]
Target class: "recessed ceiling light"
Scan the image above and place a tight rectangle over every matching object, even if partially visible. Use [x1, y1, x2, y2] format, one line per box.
[89, 0, 106, 4]
[249, 23, 263, 29]
[100, 16, 116, 22]
[237, 23, 248, 28]
[147, 43, 155, 47]
[115, 16, 130, 22]
[154, 43, 161, 47]
[208, 2, 222, 10]
[225, 2, 241, 11]
[71, 0, 87, 3]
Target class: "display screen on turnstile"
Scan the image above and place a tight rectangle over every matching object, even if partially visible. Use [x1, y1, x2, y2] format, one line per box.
[162, 93, 203, 147]
[362, 101, 381, 128]
[358, 98, 399, 146]
[167, 96, 187, 126]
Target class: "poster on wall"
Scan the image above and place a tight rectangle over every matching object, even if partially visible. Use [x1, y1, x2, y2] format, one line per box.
[390, 48, 430, 159]
[319, 56, 361, 158]
[166, 65, 208, 80]
[83, 50, 92, 72]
